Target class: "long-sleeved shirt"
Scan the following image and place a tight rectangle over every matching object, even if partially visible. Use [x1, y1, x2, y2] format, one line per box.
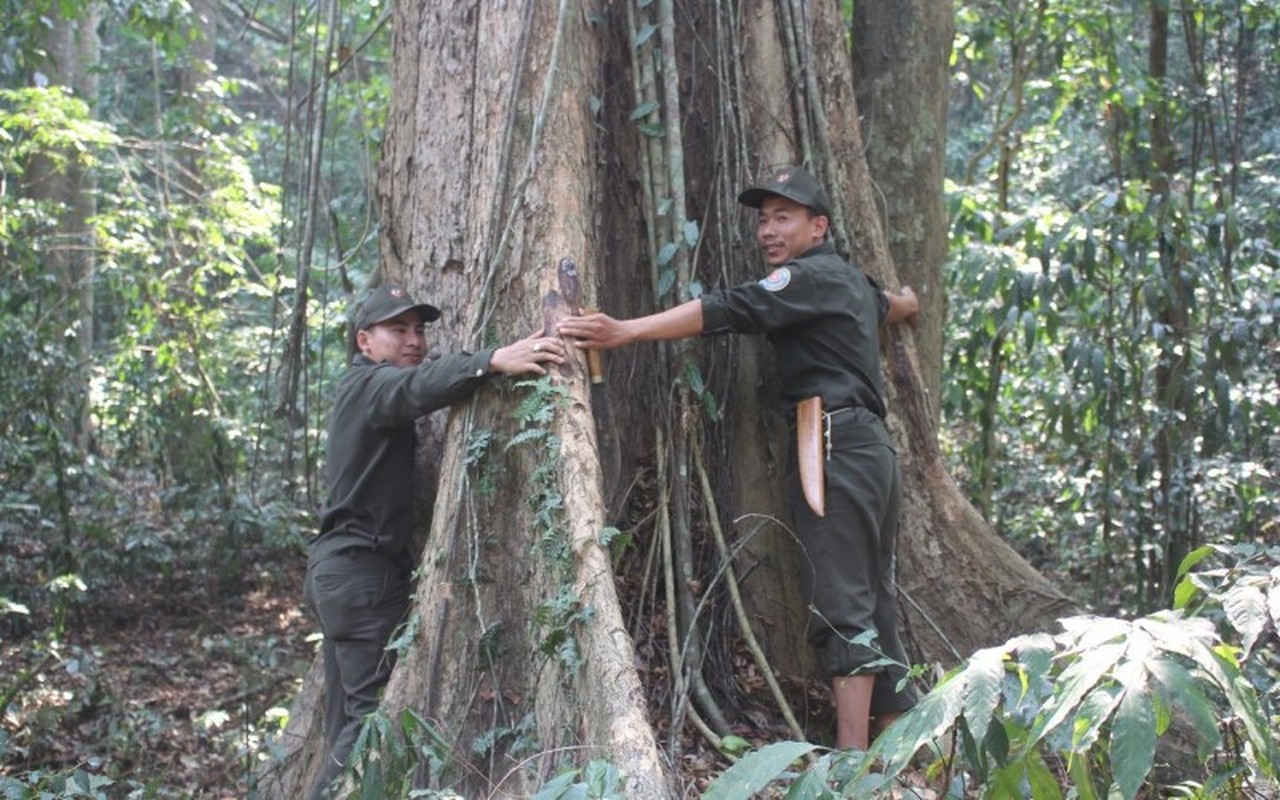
[309, 348, 495, 572]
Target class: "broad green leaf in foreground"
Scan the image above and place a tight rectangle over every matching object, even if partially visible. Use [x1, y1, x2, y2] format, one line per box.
[702, 741, 818, 800]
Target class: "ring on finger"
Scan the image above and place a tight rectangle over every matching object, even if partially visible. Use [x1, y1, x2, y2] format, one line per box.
[533, 343, 542, 353]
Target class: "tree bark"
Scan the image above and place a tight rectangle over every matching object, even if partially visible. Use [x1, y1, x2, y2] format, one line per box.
[852, 0, 953, 425]
[25, 2, 100, 453]
[378, 4, 667, 795]
[268, 1, 1077, 795]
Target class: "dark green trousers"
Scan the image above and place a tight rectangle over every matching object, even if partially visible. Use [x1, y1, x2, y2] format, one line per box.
[791, 407, 917, 716]
[303, 546, 410, 799]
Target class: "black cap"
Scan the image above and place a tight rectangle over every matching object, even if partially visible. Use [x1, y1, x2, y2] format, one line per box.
[737, 165, 832, 219]
[354, 284, 441, 330]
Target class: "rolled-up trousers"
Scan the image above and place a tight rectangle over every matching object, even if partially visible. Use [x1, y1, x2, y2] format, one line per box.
[791, 407, 917, 716]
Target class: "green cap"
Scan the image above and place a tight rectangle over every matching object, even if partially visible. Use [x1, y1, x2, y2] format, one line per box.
[355, 284, 441, 330]
[738, 165, 832, 219]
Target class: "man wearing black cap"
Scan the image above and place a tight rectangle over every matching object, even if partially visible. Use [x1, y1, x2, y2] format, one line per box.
[305, 283, 565, 799]
[558, 166, 919, 751]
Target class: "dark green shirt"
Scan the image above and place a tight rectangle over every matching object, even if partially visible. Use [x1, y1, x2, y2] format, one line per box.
[700, 241, 888, 416]
[310, 349, 495, 570]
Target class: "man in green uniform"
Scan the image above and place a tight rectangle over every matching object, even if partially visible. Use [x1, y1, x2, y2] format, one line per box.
[305, 284, 565, 799]
[558, 165, 919, 751]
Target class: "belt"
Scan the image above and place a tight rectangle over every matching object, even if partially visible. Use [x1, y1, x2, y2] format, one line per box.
[788, 403, 859, 423]
[333, 545, 414, 580]
[822, 409, 845, 461]
[822, 407, 856, 459]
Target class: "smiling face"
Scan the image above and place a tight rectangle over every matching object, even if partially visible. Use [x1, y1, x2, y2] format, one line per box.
[755, 195, 829, 266]
[356, 309, 426, 367]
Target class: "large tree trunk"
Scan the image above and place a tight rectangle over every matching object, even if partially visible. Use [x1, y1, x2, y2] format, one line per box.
[266, 2, 667, 797]
[374, 3, 666, 791]
[267, 1, 1076, 795]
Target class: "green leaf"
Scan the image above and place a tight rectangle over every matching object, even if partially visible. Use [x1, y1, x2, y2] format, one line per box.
[1081, 235, 1097, 277]
[632, 23, 657, 48]
[685, 361, 705, 396]
[961, 646, 1006, 747]
[583, 759, 622, 797]
[870, 664, 967, 773]
[1171, 574, 1199, 610]
[957, 716, 984, 774]
[657, 267, 675, 298]
[1218, 660, 1279, 777]
[1068, 684, 1120, 753]
[988, 760, 1030, 798]
[532, 770, 578, 800]
[1010, 633, 1057, 697]
[629, 100, 659, 121]
[984, 718, 1011, 767]
[1110, 682, 1156, 800]
[0, 598, 30, 616]
[1174, 545, 1215, 581]
[1057, 615, 1129, 652]
[1025, 750, 1066, 800]
[702, 389, 719, 420]
[682, 219, 700, 247]
[1141, 614, 1277, 774]
[702, 741, 818, 800]
[1222, 579, 1268, 657]
[360, 757, 385, 800]
[656, 241, 679, 267]
[783, 761, 830, 799]
[1057, 262, 1077, 295]
[596, 526, 623, 548]
[1028, 637, 1125, 747]
[1068, 751, 1100, 800]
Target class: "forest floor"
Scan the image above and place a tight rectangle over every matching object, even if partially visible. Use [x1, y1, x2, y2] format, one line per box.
[2, 537, 942, 798]
[1, 554, 314, 798]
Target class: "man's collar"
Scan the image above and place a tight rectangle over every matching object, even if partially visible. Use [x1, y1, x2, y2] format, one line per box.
[799, 240, 837, 259]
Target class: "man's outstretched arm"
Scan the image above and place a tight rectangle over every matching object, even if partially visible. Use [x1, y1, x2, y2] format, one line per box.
[558, 299, 705, 350]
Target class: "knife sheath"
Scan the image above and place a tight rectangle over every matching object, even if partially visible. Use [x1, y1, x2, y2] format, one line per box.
[796, 396, 825, 517]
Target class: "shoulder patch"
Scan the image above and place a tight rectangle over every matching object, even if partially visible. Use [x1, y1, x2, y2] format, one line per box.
[759, 267, 791, 292]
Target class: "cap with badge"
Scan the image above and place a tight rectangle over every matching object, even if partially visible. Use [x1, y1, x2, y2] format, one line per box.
[737, 165, 832, 219]
[355, 284, 441, 330]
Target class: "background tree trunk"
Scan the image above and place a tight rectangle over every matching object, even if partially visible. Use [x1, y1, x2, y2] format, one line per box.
[268, 1, 1077, 795]
[852, 0, 953, 425]
[25, 2, 100, 453]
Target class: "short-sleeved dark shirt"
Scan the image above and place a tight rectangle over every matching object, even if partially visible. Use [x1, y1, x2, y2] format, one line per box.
[309, 348, 495, 572]
[700, 241, 888, 415]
